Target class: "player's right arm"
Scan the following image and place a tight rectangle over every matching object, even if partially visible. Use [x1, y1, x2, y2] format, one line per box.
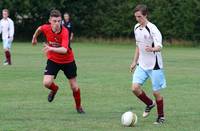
[32, 26, 42, 45]
[130, 24, 140, 72]
[130, 46, 139, 72]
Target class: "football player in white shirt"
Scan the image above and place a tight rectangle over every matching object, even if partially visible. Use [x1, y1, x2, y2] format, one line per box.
[130, 4, 166, 124]
[0, 9, 14, 65]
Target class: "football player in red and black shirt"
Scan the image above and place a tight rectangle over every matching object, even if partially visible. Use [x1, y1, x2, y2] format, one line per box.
[31, 9, 85, 114]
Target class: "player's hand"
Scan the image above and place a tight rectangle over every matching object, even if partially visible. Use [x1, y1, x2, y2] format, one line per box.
[32, 37, 37, 46]
[145, 46, 154, 52]
[43, 43, 53, 54]
[8, 36, 13, 40]
[130, 62, 137, 73]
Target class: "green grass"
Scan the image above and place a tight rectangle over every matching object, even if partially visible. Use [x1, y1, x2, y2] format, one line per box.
[0, 42, 200, 131]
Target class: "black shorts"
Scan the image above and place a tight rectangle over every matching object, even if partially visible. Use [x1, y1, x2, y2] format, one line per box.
[44, 59, 77, 79]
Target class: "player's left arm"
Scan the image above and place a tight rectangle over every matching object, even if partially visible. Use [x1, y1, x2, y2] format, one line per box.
[145, 45, 161, 52]
[145, 26, 162, 52]
[70, 32, 74, 41]
[58, 28, 69, 54]
[43, 44, 67, 54]
[43, 30, 69, 54]
[70, 23, 74, 41]
[8, 20, 14, 39]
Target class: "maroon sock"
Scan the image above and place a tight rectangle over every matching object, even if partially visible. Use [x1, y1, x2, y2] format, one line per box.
[48, 82, 58, 92]
[156, 98, 164, 117]
[5, 51, 11, 64]
[137, 91, 153, 106]
[73, 88, 81, 109]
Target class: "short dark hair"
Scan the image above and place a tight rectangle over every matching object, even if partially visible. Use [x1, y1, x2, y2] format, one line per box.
[134, 4, 148, 16]
[50, 9, 61, 17]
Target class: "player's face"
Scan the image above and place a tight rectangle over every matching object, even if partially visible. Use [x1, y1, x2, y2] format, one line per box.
[49, 16, 62, 31]
[64, 14, 70, 22]
[2, 11, 8, 19]
[134, 11, 147, 25]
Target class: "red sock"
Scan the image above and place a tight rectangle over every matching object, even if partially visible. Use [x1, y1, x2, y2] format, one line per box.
[156, 98, 164, 117]
[5, 51, 11, 64]
[48, 82, 58, 92]
[73, 88, 81, 109]
[136, 91, 153, 106]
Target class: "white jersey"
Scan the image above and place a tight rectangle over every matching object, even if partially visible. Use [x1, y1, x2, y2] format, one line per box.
[0, 18, 14, 40]
[134, 22, 163, 70]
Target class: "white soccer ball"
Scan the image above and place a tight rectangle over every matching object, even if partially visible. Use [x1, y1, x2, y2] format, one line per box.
[121, 111, 138, 127]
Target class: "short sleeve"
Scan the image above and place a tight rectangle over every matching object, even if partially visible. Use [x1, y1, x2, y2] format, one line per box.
[40, 25, 45, 33]
[150, 25, 162, 48]
[134, 24, 140, 46]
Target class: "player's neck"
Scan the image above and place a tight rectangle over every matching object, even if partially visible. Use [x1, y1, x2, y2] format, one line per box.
[52, 27, 61, 34]
[141, 20, 148, 27]
[65, 19, 69, 23]
[3, 17, 8, 20]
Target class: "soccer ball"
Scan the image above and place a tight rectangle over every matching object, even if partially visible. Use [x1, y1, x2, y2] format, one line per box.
[121, 111, 138, 127]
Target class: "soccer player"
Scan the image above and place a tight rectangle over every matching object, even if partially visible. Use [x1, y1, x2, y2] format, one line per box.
[0, 9, 14, 65]
[130, 4, 166, 124]
[62, 12, 74, 41]
[31, 9, 85, 114]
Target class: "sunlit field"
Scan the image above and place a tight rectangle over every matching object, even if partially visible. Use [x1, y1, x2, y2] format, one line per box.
[0, 42, 199, 131]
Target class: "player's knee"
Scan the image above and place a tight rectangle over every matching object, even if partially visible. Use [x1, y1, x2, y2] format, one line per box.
[4, 48, 9, 51]
[69, 82, 78, 91]
[132, 84, 141, 92]
[132, 84, 142, 96]
[69, 78, 79, 91]
[71, 84, 79, 92]
[153, 91, 163, 100]
[43, 80, 52, 88]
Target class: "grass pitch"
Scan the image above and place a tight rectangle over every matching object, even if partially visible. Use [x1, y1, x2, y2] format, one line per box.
[0, 42, 200, 131]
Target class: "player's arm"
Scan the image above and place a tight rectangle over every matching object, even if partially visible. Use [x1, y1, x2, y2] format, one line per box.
[145, 25, 162, 52]
[43, 30, 68, 54]
[8, 20, 14, 39]
[52, 28, 69, 54]
[130, 46, 139, 72]
[70, 32, 74, 41]
[70, 23, 74, 41]
[32, 26, 42, 45]
[145, 45, 161, 52]
[43, 44, 67, 54]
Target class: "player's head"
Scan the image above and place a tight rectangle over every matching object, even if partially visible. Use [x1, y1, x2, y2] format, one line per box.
[49, 9, 62, 31]
[63, 12, 70, 22]
[134, 4, 148, 25]
[2, 9, 9, 19]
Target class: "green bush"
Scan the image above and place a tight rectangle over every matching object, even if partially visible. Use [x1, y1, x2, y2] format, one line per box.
[0, 0, 199, 41]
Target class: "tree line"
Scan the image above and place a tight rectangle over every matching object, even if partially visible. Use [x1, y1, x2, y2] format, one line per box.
[0, 0, 199, 41]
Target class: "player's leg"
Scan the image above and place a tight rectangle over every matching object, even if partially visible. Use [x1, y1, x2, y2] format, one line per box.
[68, 77, 85, 113]
[62, 61, 85, 113]
[132, 66, 155, 117]
[43, 75, 58, 102]
[153, 91, 165, 124]
[3, 39, 11, 65]
[7, 39, 13, 65]
[43, 60, 60, 102]
[151, 69, 166, 124]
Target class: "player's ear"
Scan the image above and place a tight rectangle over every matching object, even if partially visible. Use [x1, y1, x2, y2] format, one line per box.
[48, 17, 52, 23]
